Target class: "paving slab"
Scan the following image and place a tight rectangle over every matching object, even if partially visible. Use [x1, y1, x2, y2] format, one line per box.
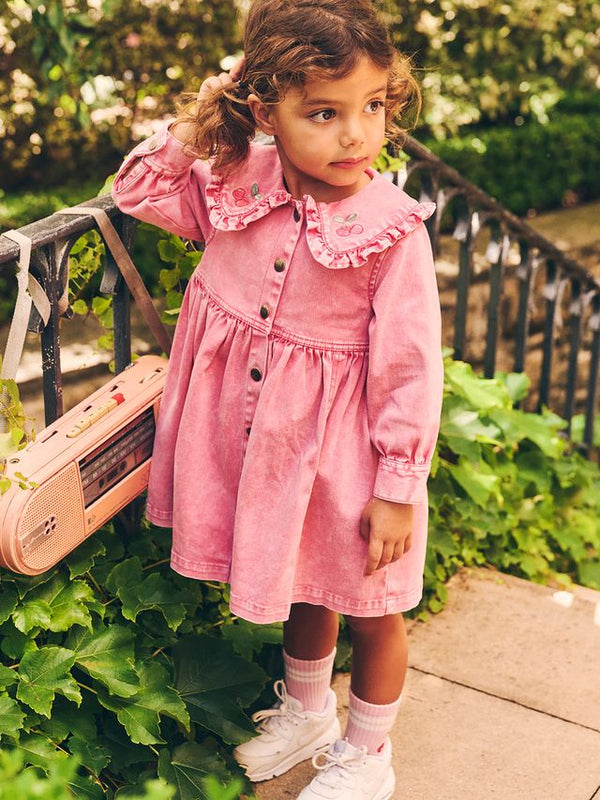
[394, 669, 600, 800]
[254, 569, 600, 799]
[408, 569, 600, 731]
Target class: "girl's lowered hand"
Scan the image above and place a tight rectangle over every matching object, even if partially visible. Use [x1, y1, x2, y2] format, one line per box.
[359, 498, 413, 577]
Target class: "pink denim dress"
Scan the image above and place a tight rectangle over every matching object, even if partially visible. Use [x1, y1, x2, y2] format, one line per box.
[112, 124, 443, 623]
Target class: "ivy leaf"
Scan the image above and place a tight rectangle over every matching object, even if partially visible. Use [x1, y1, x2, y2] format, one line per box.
[0, 625, 38, 660]
[578, 560, 600, 589]
[0, 663, 18, 690]
[97, 662, 190, 745]
[0, 581, 18, 624]
[16, 732, 69, 768]
[69, 734, 111, 775]
[106, 558, 187, 631]
[39, 695, 97, 743]
[66, 624, 140, 698]
[30, 573, 95, 632]
[66, 773, 105, 800]
[220, 619, 282, 661]
[488, 407, 566, 457]
[0, 695, 25, 737]
[12, 599, 53, 634]
[174, 635, 267, 744]
[428, 527, 460, 561]
[157, 741, 232, 800]
[65, 537, 107, 579]
[441, 396, 502, 444]
[445, 360, 509, 410]
[446, 459, 502, 508]
[17, 646, 81, 717]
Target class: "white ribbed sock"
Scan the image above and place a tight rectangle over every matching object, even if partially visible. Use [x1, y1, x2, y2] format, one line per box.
[283, 647, 336, 712]
[344, 688, 401, 754]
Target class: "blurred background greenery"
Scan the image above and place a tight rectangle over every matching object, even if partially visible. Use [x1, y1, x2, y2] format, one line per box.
[0, 0, 599, 227]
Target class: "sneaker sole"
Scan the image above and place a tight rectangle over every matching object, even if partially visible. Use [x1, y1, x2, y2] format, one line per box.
[373, 766, 396, 800]
[242, 717, 342, 783]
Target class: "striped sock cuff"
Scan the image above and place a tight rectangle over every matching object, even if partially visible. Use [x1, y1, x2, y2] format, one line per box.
[345, 688, 401, 754]
[283, 647, 336, 712]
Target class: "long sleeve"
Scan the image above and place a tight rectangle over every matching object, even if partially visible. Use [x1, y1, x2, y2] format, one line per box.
[111, 122, 214, 242]
[367, 223, 443, 504]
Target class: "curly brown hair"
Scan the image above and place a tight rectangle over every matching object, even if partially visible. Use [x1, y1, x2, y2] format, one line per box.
[173, 0, 420, 174]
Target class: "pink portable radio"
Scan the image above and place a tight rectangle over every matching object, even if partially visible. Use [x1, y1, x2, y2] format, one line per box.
[0, 355, 167, 575]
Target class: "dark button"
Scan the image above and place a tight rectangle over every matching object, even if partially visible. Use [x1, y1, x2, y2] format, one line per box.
[245, 426, 251, 435]
[293, 207, 301, 222]
[259, 305, 269, 319]
[250, 368, 262, 382]
[274, 258, 286, 272]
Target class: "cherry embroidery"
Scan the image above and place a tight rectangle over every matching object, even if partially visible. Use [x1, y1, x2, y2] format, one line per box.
[333, 213, 364, 237]
[231, 182, 263, 207]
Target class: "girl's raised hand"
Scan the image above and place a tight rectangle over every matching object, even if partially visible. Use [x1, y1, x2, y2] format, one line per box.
[359, 498, 413, 577]
[198, 57, 246, 104]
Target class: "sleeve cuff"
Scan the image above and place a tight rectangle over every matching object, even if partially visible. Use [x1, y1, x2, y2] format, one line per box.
[372, 456, 430, 504]
[124, 123, 198, 173]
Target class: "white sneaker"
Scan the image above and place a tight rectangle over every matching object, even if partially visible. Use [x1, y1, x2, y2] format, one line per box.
[233, 679, 341, 782]
[296, 737, 395, 799]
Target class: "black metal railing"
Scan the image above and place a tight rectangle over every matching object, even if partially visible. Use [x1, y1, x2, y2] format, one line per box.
[0, 137, 598, 450]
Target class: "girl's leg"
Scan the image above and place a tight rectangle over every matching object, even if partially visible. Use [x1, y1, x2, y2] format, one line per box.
[284, 602, 340, 659]
[283, 603, 339, 711]
[343, 613, 407, 752]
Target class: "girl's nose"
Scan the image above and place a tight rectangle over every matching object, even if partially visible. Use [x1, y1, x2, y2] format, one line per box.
[340, 118, 365, 148]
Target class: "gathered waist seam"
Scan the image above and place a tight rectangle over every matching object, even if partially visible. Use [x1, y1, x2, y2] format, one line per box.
[192, 272, 370, 354]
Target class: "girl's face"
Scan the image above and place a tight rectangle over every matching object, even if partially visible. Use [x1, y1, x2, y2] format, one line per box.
[249, 57, 389, 203]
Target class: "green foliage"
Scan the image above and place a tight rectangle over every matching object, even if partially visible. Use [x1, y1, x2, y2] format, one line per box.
[0, 0, 240, 189]
[382, 0, 600, 135]
[422, 111, 600, 214]
[0, 518, 272, 797]
[422, 356, 600, 615]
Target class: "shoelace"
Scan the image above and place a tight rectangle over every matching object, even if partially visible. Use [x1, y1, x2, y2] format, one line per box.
[310, 742, 368, 789]
[251, 679, 307, 735]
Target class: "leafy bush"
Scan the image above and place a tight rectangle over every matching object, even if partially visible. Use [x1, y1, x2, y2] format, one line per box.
[424, 356, 600, 614]
[0, 511, 279, 798]
[423, 111, 600, 214]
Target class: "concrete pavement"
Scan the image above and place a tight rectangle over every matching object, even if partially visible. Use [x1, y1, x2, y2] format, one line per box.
[255, 568, 600, 800]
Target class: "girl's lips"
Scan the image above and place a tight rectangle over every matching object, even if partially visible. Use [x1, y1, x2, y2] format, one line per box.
[331, 157, 366, 169]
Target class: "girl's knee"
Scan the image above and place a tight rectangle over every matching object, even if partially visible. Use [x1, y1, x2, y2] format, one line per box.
[343, 612, 404, 636]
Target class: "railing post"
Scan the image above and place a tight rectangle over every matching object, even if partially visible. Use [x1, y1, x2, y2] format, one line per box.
[564, 278, 583, 433]
[513, 243, 537, 376]
[452, 208, 477, 362]
[39, 243, 64, 425]
[484, 223, 510, 379]
[538, 259, 561, 412]
[584, 293, 600, 452]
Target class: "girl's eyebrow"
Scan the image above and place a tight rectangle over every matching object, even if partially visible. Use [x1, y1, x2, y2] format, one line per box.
[302, 85, 388, 106]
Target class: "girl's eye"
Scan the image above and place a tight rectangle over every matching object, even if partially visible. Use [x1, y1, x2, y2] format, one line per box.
[310, 109, 336, 122]
[365, 100, 385, 114]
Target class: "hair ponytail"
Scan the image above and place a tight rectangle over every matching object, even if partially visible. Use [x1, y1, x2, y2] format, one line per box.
[172, 82, 257, 174]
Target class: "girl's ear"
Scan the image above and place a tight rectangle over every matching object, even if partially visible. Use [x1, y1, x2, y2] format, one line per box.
[247, 93, 277, 136]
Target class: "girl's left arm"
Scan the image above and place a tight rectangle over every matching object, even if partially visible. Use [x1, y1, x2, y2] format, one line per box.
[362, 223, 443, 573]
[367, 222, 443, 503]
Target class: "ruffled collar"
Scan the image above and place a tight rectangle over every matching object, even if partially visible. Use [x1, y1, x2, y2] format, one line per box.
[205, 143, 435, 269]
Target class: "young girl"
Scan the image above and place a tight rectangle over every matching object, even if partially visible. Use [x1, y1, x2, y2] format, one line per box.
[112, 1, 443, 797]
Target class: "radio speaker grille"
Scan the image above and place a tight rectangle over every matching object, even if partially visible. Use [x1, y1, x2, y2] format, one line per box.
[18, 463, 86, 573]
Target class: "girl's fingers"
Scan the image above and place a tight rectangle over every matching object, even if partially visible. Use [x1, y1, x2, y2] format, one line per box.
[392, 541, 405, 562]
[364, 538, 383, 577]
[403, 532, 413, 553]
[198, 72, 236, 102]
[359, 512, 370, 542]
[229, 57, 246, 81]
[377, 541, 396, 571]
